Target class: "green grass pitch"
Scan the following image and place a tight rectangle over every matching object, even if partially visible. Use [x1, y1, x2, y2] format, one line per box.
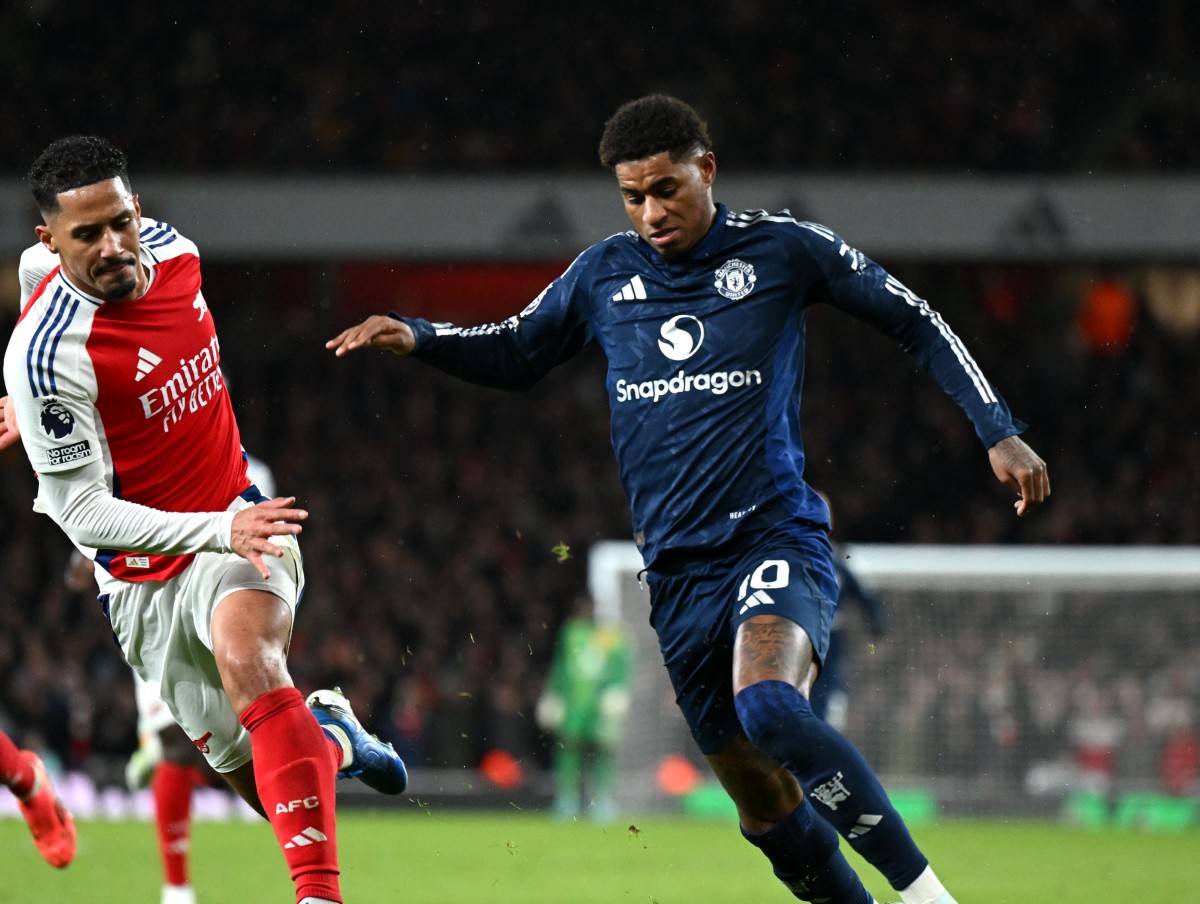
[3, 811, 1197, 902]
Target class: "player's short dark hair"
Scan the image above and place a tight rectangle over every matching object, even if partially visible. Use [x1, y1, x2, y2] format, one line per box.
[598, 94, 712, 168]
[28, 136, 131, 215]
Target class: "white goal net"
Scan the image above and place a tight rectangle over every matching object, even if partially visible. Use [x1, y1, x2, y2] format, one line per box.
[589, 541, 1200, 823]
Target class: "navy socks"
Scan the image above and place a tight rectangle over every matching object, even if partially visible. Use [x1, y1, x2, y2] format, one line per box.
[742, 799, 872, 903]
[735, 679, 929, 889]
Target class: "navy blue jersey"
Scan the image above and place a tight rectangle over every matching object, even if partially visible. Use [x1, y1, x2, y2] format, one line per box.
[402, 204, 1023, 566]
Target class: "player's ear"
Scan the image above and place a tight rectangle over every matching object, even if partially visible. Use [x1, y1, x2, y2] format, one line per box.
[35, 224, 58, 255]
[132, 193, 141, 222]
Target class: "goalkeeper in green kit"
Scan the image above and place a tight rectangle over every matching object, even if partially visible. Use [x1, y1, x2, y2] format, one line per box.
[537, 595, 633, 822]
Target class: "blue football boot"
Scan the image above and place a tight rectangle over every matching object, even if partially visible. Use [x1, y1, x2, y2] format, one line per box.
[306, 687, 408, 795]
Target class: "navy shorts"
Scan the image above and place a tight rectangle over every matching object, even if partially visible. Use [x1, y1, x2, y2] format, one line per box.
[645, 519, 838, 755]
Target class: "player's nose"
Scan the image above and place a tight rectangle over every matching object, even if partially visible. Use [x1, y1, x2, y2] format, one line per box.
[98, 228, 124, 257]
[642, 196, 667, 225]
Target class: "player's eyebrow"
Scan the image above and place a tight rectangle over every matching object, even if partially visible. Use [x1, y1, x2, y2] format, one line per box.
[68, 209, 134, 238]
[620, 175, 679, 197]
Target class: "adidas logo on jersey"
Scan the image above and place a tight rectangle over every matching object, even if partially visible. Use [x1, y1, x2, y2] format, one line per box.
[134, 347, 162, 381]
[612, 275, 647, 301]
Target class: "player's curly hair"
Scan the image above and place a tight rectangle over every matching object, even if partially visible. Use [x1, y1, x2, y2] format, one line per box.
[28, 136, 131, 215]
[598, 95, 712, 168]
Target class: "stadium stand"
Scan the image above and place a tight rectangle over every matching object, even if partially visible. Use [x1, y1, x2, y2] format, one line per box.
[0, 2, 1198, 174]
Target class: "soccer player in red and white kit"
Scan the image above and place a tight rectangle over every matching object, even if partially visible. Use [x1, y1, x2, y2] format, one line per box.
[1, 136, 408, 904]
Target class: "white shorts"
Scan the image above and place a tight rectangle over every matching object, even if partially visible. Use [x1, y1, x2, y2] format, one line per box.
[133, 671, 177, 737]
[101, 504, 304, 774]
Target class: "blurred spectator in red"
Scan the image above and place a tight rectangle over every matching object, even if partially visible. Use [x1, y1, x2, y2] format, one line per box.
[1076, 279, 1138, 355]
[1160, 724, 1199, 796]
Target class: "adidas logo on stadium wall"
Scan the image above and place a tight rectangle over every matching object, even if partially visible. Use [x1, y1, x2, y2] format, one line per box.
[612, 275, 647, 301]
[134, 348, 162, 381]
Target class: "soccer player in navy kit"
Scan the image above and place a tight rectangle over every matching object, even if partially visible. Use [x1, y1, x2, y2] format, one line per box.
[328, 95, 1050, 904]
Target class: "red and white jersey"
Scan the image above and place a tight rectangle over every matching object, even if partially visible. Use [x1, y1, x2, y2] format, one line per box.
[4, 219, 250, 582]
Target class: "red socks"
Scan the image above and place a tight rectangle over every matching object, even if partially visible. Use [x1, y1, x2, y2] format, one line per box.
[153, 760, 199, 887]
[240, 687, 344, 904]
[0, 730, 36, 798]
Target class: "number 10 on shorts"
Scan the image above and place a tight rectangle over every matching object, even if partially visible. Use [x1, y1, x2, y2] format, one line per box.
[737, 559, 790, 615]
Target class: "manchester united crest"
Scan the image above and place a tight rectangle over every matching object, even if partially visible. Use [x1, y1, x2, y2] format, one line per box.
[714, 259, 757, 300]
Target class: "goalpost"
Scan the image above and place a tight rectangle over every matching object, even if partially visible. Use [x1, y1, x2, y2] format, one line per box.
[588, 541, 1200, 821]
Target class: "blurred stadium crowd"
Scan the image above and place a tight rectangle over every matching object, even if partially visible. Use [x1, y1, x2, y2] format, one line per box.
[3, 260, 1197, 793]
[841, 585, 1200, 812]
[0, 1, 1197, 174]
[1, 0, 1197, 805]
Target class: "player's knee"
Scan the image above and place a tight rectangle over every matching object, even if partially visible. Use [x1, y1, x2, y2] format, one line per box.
[734, 679, 817, 767]
[214, 647, 292, 715]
